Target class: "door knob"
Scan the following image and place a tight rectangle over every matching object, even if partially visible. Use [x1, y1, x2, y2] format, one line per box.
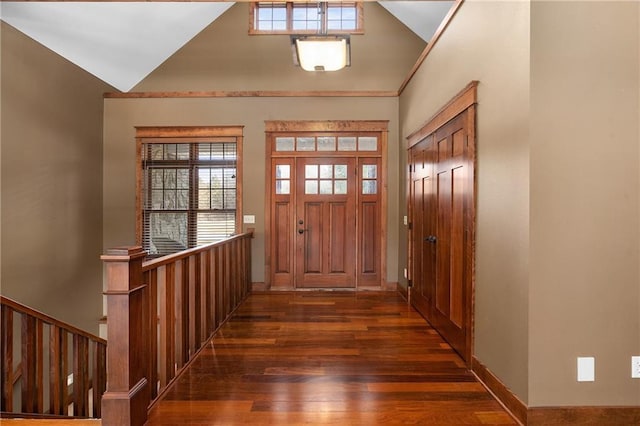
[424, 235, 437, 243]
[298, 229, 306, 234]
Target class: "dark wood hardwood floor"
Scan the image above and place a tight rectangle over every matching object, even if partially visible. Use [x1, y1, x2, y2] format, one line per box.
[146, 291, 516, 425]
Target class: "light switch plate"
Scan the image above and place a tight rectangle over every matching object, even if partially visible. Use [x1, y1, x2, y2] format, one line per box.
[577, 357, 595, 382]
[243, 215, 255, 224]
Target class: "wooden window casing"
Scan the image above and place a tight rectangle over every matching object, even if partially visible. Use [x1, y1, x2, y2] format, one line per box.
[135, 126, 244, 257]
[249, 2, 364, 35]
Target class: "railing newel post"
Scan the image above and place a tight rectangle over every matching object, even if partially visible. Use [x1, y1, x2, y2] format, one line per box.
[97, 232, 252, 423]
[101, 246, 149, 426]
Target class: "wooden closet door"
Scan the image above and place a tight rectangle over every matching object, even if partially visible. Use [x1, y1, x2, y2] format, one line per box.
[430, 112, 470, 358]
[408, 107, 474, 363]
[410, 136, 435, 317]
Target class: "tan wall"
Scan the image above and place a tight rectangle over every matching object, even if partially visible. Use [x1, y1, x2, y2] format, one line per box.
[133, 2, 425, 92]
[103, 96, 401, 284]
[1, 23, 111, 333]
[529, 0, 640, 406]
[104, 2, 420, 285]
[400, 0, 640, 408]
[399, 0, 531, 402]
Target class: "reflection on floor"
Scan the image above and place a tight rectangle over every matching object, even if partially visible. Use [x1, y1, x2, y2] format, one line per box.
[146, 291, 516, 425]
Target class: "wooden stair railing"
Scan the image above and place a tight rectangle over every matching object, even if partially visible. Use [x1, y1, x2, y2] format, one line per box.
[0, 296, 107, 419]
[101, 231, 254, 426]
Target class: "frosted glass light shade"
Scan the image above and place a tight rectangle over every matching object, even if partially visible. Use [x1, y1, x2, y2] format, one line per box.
[292, 35, 350, 72]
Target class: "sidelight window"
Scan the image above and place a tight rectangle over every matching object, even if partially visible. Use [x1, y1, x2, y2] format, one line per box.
[275, 164, 291, 194]
[362, 164, 377, 194]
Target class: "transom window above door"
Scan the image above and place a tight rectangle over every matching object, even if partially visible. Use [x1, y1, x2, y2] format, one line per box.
[274, 135, 378, 153]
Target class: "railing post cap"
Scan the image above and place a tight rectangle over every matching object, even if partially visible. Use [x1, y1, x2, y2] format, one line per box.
[101, 246, 147, 261]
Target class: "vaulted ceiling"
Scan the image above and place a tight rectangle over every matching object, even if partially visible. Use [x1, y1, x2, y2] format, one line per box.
[0, 1, 454, 92]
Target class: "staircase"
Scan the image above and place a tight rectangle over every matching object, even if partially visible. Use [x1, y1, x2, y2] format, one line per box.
[1, 230, 254, 426]
[0, 296, 106, 421]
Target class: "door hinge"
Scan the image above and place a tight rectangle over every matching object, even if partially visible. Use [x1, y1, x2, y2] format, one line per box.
[409, 164, 412, 173]
[407, 279, 412, 288]
[407, 222, 412, 231]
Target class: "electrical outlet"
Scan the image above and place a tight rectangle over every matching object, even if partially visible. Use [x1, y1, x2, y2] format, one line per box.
[632, 356, 640, 379]
[577, 357, 595, 382]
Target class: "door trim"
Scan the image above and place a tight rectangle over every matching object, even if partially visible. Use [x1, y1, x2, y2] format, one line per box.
[407, 81, 478, 148]
[265, 120, 388, 290]
[407, 82, 477, 364]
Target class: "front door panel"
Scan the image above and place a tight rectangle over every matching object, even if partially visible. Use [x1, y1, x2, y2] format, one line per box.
[295, 158, 356, 288]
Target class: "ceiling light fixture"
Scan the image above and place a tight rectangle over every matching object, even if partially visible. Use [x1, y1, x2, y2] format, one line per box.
[291, 35, 351, 72]
[290, 1, 350, 72]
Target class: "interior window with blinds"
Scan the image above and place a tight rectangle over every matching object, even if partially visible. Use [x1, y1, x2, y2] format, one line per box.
[141, 140, 238, 256]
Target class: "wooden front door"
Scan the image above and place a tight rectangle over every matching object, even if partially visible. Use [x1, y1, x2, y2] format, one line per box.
[295, 157, 357, 288]
[408, 83, 476, 363]
[266, 121, 388, 291]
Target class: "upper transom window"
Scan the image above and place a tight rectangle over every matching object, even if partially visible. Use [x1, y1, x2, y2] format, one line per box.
[249, 2, 364, 35]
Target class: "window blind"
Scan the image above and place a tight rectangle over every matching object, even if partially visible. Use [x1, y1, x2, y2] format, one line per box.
[141, 141, 237, 256]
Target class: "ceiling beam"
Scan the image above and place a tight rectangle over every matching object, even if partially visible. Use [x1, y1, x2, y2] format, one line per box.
[104, 90, 398, 98]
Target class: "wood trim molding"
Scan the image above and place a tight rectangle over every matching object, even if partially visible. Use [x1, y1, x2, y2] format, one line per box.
[397, 0, 465, 95]
[471, 356, 527, 425]
[382, 282, 397, 291]
[251, 282, 268, 292]
[135, 126, 244, 138]
[527, 407, 640, 426]
[265, 120, 389, 133]
[105, 90, 398, 99]
[406, 80, 478, 148]
[397, 284, 409, 302]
